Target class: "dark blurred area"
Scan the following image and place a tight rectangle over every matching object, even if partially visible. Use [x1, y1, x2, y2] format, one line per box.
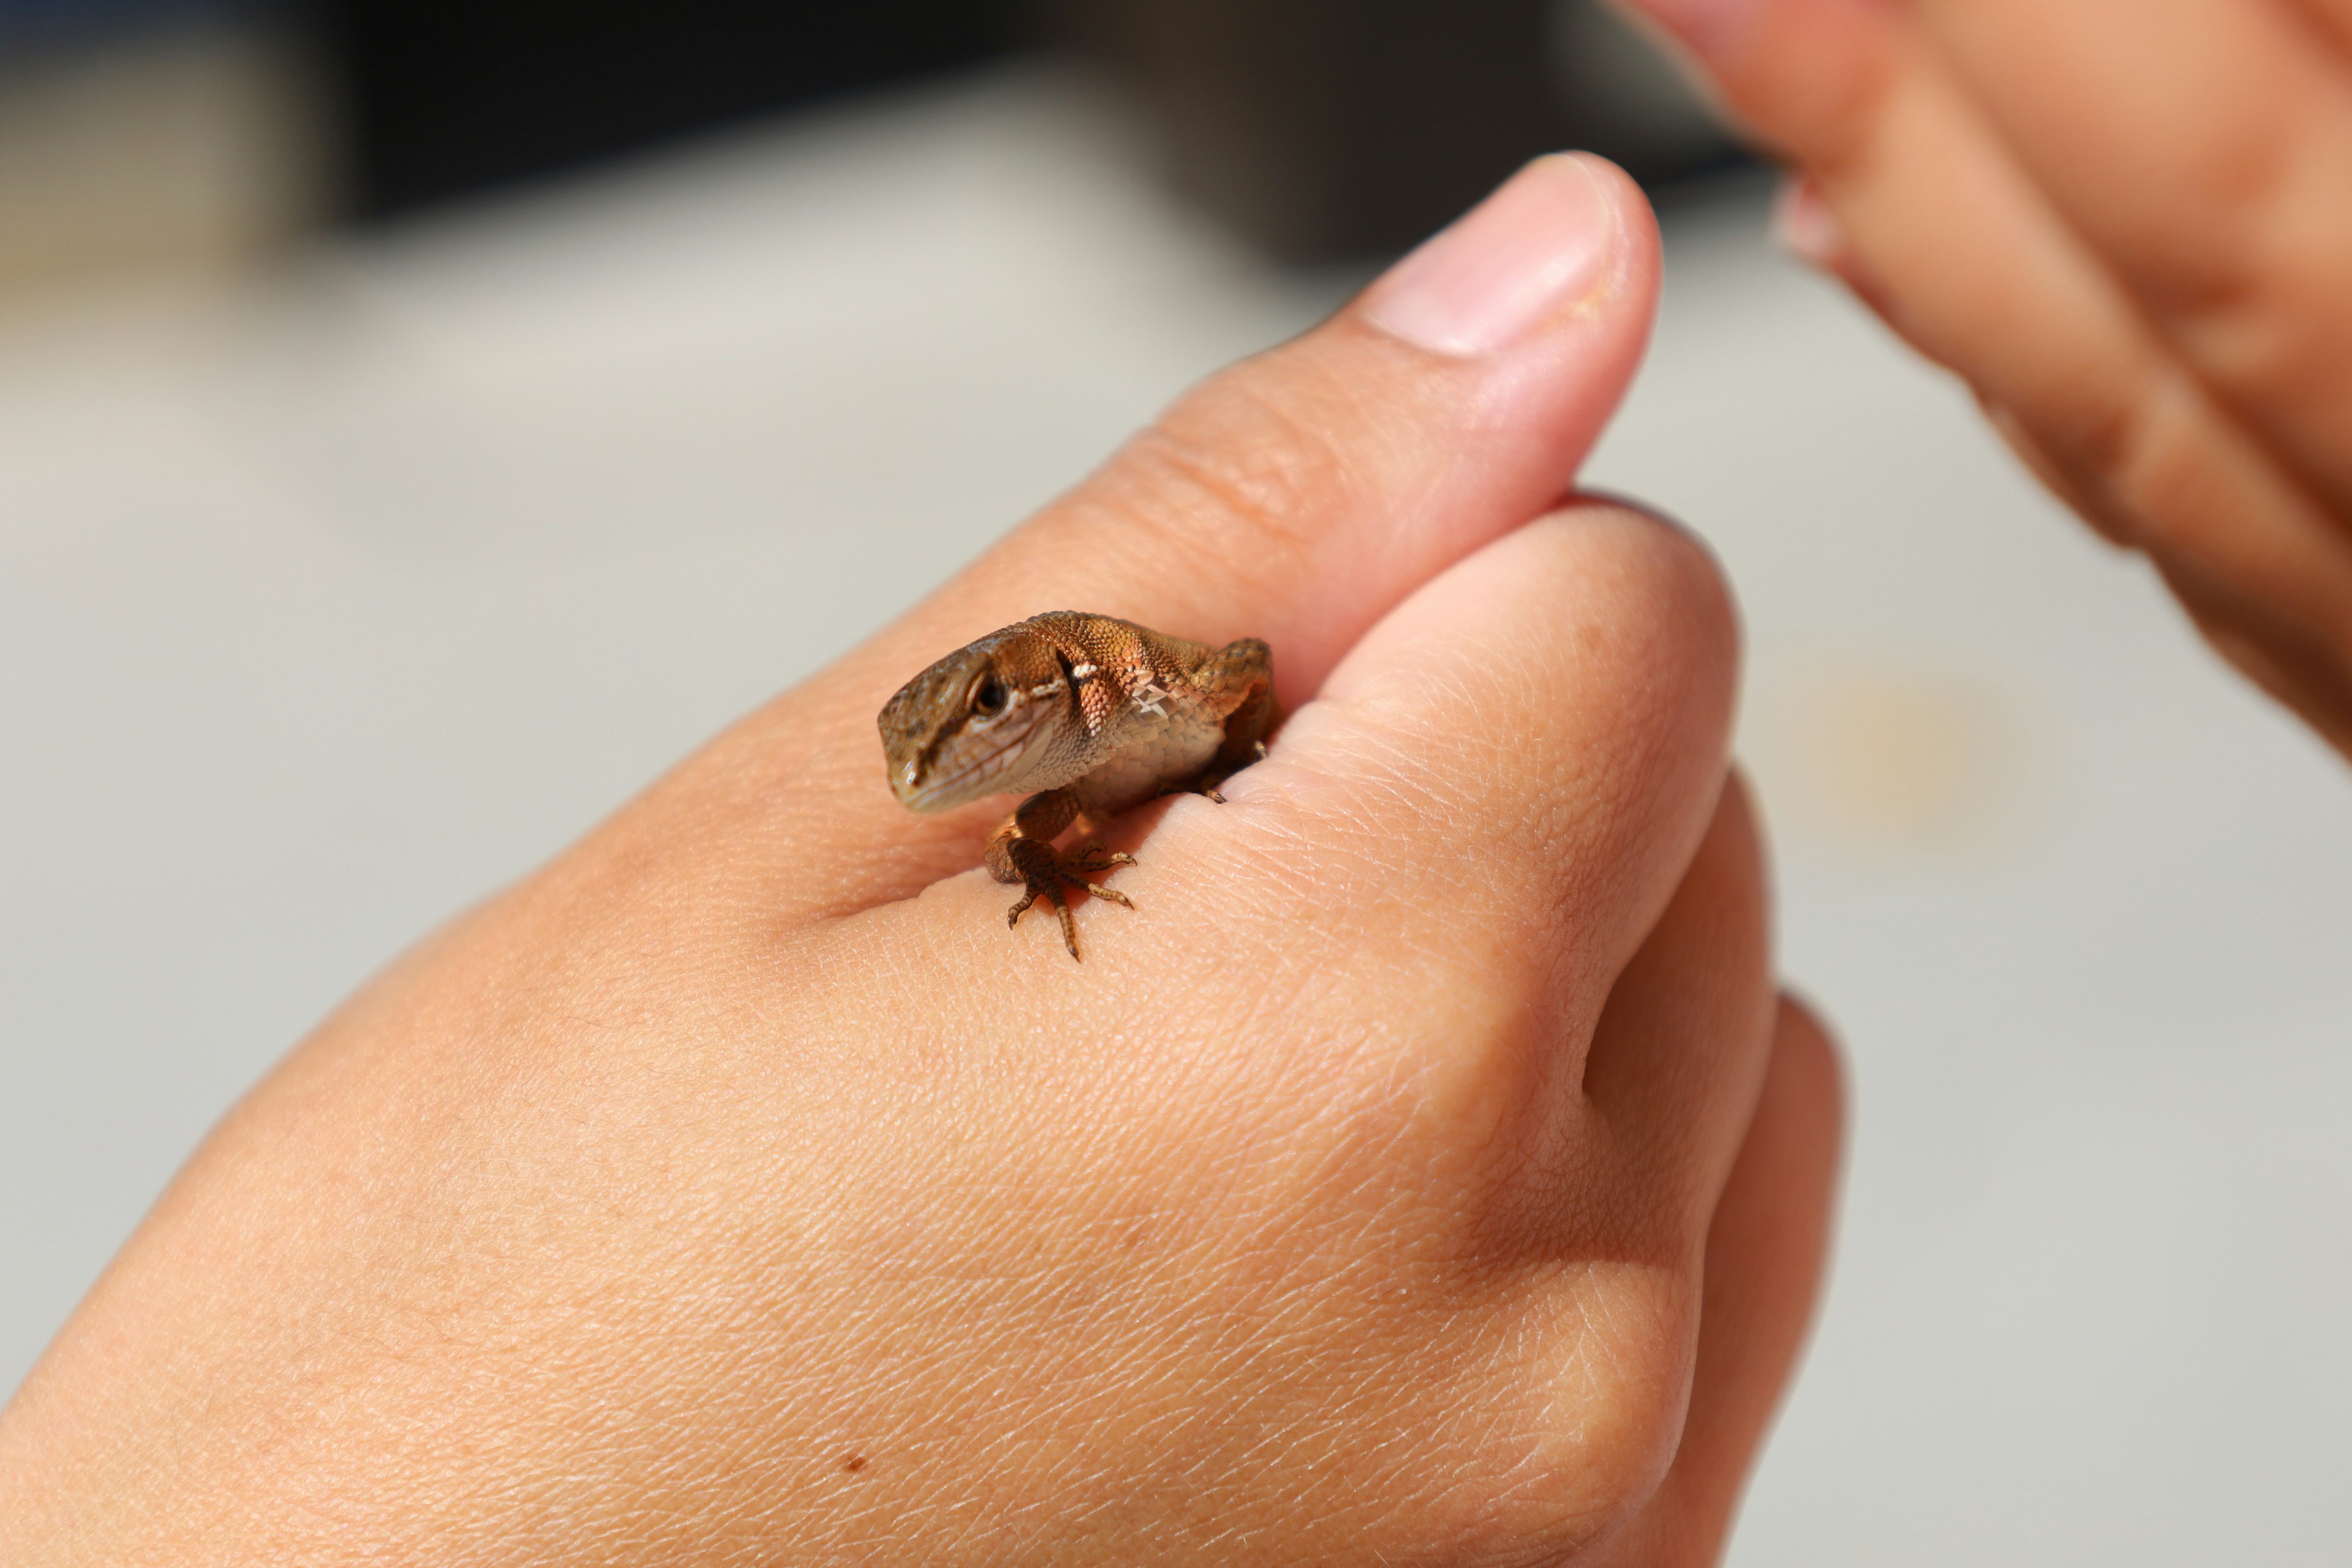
[0, 0, 228, 51]
[309, 1, 1027, 220]
[1057, 0, 1738, 258]
[304, 0, 1737, 247]
[0, 0, 1735, 293]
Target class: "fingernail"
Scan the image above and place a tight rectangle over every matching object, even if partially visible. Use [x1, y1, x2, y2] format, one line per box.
[1363, 154, 1619, 357]
[1772, 175, 1848, 270]
[1624, 0, 1762, 59]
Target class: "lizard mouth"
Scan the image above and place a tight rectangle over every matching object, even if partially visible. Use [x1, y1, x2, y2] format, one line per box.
[897, 723, 1040, 812]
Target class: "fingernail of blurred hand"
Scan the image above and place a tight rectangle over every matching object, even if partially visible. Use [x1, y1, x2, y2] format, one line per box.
[1773, 175, 1848, 270]
[1363, 154, 1619, 356]
[1623, 0, 1761, 57]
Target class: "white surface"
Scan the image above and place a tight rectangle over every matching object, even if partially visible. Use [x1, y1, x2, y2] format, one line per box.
[4, 65, 2348, 1562]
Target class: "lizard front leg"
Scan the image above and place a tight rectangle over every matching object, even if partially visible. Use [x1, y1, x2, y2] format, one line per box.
[984, 787, 1136, 960]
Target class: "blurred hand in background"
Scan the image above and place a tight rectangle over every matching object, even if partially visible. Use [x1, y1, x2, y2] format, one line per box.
[1623, 0, 2352, 760]
[0, 158, 1841, 1566]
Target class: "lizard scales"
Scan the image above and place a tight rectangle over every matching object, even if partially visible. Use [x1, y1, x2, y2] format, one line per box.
[878, 612, 1276, 960]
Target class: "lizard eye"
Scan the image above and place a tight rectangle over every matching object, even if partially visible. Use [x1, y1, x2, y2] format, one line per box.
[971, 676, 1008, 717]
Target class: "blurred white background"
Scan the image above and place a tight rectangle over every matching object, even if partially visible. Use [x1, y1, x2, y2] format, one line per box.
[3, 59, 2350, 1566]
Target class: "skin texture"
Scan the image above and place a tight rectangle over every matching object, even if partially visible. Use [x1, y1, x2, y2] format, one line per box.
[878, 612, 1278, 959]
[0, 157, 1842, 1567]
[1617, 0, 2352, 759]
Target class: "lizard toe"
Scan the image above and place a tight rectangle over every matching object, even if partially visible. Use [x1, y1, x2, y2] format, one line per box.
[1066, 843, 1137, 875]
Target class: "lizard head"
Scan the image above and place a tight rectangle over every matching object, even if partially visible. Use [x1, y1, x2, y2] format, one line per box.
[877, 627, 1072, 812]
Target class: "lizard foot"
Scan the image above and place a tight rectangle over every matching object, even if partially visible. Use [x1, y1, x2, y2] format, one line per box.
[1004, 842, 1137, 961]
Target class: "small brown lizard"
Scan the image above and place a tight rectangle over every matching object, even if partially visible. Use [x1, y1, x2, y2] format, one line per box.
[878, 612, 1276, 960]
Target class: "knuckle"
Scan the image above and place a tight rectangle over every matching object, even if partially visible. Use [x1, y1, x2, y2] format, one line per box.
[1107, 358, 1359, 569]
[2100, 96, 2352, 441]
[2050, 370, 2291, 579]
[2028, 362, 2192, 533]
[1980, 395, 2142, 546]
[1547, 500, 1741, 721]
[2173, 261, 2351, 432]
[1459, 1272, 1694, 1553]
[2120, 93, 2310, 325]
[2103, 379, 2232, 537]
[2022, 370, 2352, 658]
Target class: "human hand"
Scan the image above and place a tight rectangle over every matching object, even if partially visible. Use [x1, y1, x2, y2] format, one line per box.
[0, 156, 1841, 1567]
[1620, 0, 2352, 758]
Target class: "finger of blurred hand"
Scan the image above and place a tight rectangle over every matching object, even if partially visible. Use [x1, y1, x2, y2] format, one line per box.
[1910, 0, 2352, 510]
[1618, 0, 2352, 756]
[1593, 996, 1844, 1568]
[1984, 393, 2352, 753]
[609, 154, 1665, 919]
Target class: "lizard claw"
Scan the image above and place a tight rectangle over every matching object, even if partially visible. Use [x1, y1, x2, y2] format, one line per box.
[1006, 885, 1083, 959]
[1006, 883, 1090, 960]
[1183, 742, 1268, 805]
[1066, 842, 1136, 876]
[1002, 842, 1137, 961]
